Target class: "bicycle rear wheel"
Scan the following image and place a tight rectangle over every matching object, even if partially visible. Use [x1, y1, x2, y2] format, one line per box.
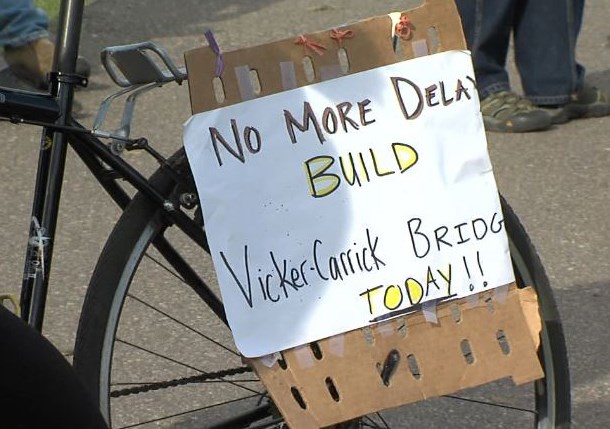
[73, 149, 570, 428]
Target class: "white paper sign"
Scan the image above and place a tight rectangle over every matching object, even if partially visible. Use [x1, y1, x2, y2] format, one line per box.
[183, 50, 515, 357]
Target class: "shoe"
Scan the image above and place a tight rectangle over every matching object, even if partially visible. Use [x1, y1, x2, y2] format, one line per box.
[539, 106, 570, 125]
[564, 84, 610, 120]
[538, 85, 610, 125]
[4, 38, 91, 90]
[480, 91, 552, 133]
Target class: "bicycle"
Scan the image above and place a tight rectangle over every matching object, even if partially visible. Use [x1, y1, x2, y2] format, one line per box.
[0, 0, 571, 428]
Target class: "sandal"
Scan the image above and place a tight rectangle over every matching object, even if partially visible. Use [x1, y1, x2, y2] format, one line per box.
[480, 91, 552, 133]
[564, 84, 610, 120]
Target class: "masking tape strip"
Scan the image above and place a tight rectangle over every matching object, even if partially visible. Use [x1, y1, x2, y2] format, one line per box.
[280, 61, 297, 90]
[466, 293, 480, 308]
[411, 39, 429, 57]
[422, 300, 438, 324]
[375, 322, 395, 338]
[259, 352, 281, 368]
[293, 345, 315, 369]
[320, 64, 343, 81]
[234, 65, 256, 101]
[327, 334, 345, 357]
[494, 283, 510, 304]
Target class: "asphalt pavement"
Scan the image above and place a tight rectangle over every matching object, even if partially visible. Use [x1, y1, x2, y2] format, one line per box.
[0, 0, 609, 428]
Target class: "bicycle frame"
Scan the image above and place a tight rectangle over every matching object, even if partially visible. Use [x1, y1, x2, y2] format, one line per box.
[0, 0, 225, 331]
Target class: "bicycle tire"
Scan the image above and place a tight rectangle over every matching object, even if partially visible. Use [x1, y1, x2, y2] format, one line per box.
[500, 194, 571, 428]
[73, 149, 570, 428]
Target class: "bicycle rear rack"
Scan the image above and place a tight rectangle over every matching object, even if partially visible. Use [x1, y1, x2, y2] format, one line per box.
[92, 41, 188, 150]
[101, 41, 186, 87]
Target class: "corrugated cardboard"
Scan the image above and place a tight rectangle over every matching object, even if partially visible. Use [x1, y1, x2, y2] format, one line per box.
[185, 0, 467, 114]
[246, 285, 543, 428]
[184, 1, 544, 427]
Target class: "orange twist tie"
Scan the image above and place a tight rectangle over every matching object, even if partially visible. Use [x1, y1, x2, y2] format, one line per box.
[395, 15, 414, 39]
[330, 28, 354, 48]
[294, 35, 327, 56]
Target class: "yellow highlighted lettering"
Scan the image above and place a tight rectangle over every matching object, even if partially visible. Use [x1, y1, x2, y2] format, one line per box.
[304, 156, 340, 198]
[383, 284, 403, 310]
[359, 285, 384, 315]
[392, 143, 418, 173]
[405, 278, 423, 305]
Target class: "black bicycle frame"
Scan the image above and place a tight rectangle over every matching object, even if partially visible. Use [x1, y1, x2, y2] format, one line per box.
[0, 0, 226, 331]
[17, 0, 84, 330]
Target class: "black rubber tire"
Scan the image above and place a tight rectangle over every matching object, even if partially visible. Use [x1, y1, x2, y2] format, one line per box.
[500, 194, 571, 428]
[73, 149, 571, 428]
[73, 150, 202, 425]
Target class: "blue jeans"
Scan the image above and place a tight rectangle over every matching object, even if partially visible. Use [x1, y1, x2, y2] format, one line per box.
[0, 0, 49, 48]
[455, 0, 586, 106]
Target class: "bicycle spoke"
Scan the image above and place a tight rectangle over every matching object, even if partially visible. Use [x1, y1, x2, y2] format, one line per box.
[116, 393, 264, 429]
[244, 417, 285, 429]
[149, 233, 227, 324]
[443, 394, 537, 415]
[143, 252, 187, 284]
[116, 338, 262, 396]
[362, 412, 390, 428]
[126, 292, 239, 356]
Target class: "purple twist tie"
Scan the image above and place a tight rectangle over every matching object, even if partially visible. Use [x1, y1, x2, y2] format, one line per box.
[204, 30, 224, 77]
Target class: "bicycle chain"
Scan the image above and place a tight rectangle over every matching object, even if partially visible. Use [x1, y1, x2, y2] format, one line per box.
[110, 365, 253, 397]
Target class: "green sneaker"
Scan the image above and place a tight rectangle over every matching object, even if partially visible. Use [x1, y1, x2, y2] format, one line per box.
[540, 106, 570, 125]
[537, 85, 610, 125]
[480, 91, 552, 133]
[564, 84, 610, 120]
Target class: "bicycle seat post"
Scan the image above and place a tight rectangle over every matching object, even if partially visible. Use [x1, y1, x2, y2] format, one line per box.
[21, 0, 86, 329]
[53, 0, 85, 113]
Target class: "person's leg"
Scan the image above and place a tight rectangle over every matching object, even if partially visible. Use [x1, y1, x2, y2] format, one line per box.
[455, 0, 552, 132]
[514, 0, 609, 121]
[0, 0, 49, 47]
[455, 0, 514, 98]
[0, 305, 108, 429]
[1, 0, 90, 89]
[571, 0, 586, 90]
[0, 0, 54, 88]
[513, 0, 583, 106]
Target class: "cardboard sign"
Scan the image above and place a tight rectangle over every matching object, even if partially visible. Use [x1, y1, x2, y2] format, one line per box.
[247, 286, 543, 429]
[183, 50, 514, 357]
